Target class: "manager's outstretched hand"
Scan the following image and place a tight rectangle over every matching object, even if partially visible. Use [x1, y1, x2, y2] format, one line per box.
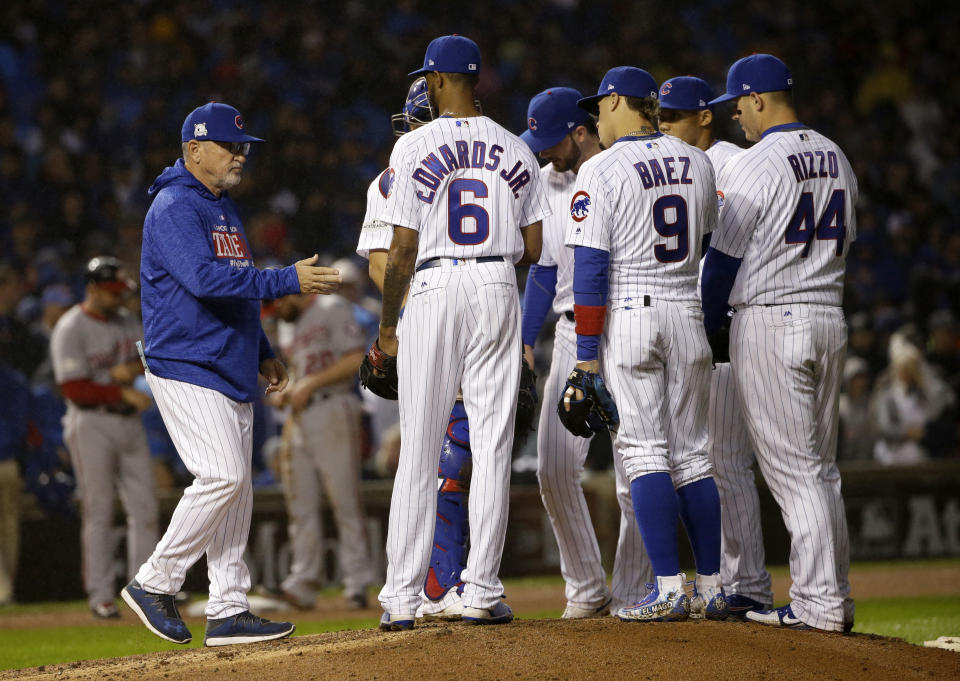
[295, 254, 342, 294]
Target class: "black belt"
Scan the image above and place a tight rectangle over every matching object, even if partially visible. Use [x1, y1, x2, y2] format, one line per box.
[76, 403, 138, 416]
[416, 256, 504, 272]
[563, 296, 651, 322]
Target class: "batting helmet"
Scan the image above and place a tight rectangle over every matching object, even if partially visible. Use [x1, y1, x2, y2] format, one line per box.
[391, 77, 435, 137]
[85, 256, 132, 292]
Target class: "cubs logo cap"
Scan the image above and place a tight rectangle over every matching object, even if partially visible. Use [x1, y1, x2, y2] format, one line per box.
[520, 87, 590, 153]
[658, 76, 715, 111]
[181, 102, 265, 143]
[409, 35, 481, 77]
[578, 66, 659, 115]
[710, 54, 793, 105]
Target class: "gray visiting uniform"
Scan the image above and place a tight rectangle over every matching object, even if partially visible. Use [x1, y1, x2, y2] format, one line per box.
[50, 305, 157, 608]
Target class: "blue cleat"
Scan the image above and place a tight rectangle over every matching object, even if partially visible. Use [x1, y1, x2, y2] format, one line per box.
[204, 610, 295, 646]
[616, 574, 690, 622]
[725, 594, 768, 620]
[379, 611, 415, 631]
[689, 573, 729, 621]
[121, 580, 192, 644]
[746, 603, 811, 630]
[462, 600, 514, 625]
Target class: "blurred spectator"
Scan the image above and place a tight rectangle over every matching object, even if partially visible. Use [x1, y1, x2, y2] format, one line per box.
[0, 264, 46, 377]
[870, 334, 957, 465]
[926, 309, 960, 395]
[0, 364, 30, 606]
[839, 357, 875, 462]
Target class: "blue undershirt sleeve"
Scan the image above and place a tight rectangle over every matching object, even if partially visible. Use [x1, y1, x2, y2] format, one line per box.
[572, 246, 609, 361]
[521, 264, 558, 347]
[701, 246, 742, 335]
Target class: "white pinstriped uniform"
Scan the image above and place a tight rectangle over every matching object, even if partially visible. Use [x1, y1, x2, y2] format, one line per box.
[277, 295, 372, 603]
[700, 140, 774, 605]
[713, 125, 857, 631]
[357, 171, 394, 259]
[534, 164, 652, 612]
[136, 373, 255, 618]
[377, 115, 550, 615]
[566, 134, 716, 488]
[51, 306, 157, 609]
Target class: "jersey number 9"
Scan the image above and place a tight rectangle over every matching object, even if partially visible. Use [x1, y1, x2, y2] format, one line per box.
[653, 194, 689, 263]
[448, 178, 489, 245]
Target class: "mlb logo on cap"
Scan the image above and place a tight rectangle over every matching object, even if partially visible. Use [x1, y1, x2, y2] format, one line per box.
[710, 54, 793, 105]
[577, 66, 658, 115]
[181, 102, 264, 143]
[520, 87, 590, 153]
[658, 76, 715, 111]
[409, 35, 482, 77]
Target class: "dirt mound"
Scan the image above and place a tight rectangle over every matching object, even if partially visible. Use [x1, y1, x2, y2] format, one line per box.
[4, 618, 958, 681]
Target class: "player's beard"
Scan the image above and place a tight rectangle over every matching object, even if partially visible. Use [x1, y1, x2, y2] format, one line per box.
[552, 145, 581, 173]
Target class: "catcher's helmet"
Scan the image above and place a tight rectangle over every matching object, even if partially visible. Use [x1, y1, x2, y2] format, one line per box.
[391, 77, 435, 136]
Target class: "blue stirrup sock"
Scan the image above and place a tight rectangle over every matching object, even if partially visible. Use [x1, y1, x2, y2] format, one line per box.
[630, 473, 681, 577]
[677, 477, 722, 575]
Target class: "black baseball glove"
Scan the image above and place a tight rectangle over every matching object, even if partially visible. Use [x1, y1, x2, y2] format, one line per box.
[707, 308, 734, 364]
[358, 339, 398, 400]
[514, 357, 539, 448]
[556, 367, 620, 438]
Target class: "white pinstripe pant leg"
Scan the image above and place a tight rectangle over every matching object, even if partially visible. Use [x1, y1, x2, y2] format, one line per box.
[137, 374, 253, 619]
[536, 318, 607, 609]
[731, 305, 852, 632]
[707, 362, 772, 604]
[378, 267, 464, 616]
[610, 448, 654, 609]
[458, 264, 520, 610]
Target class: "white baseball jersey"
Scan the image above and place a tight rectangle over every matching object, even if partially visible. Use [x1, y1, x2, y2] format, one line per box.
[717, 124, 856, 632]
[356, 170, 395, 259]
[277, 295, 371, 603]
[713, 127, 858, 306]
[534, 162, 653, 612]
[51, 305, 157, 610]
[566, 134, 717, 303]
[378, 114, 549, 618]
[705, 140, 742, 175]
[379, 116, 551, 266]
[537, 164, 577, 314]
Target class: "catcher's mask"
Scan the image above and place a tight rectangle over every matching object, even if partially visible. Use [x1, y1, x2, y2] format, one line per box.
[391, 77, 435, 136]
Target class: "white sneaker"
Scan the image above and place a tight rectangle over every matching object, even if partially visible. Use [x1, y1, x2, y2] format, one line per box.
[415, 589, 463, 621]
[562, 597, 612, 619]
[689, 572, 728, 621]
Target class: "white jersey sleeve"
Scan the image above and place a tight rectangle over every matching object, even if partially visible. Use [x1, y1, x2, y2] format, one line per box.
[378, 116, 551, 265]
[356, 171, 394, 260]
[566, 134, 717, 302]
[538, 164, 578, 314]
[705, 140, 742, 175]
[713, 126, 858, 307]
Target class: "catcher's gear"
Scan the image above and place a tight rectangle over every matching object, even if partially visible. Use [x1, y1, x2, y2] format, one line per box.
[358, 339, 398, 400]
[707, 308, 734, 364]
[514, 357, 538, 448]
[391, 77, 435, 136]
[557, 367, 619, 438]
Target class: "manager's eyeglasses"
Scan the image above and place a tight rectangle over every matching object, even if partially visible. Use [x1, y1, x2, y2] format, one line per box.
[213, 140, 252, 156]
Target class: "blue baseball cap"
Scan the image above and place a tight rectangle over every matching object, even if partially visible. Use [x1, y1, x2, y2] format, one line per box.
[659, 76, 714, 111]
[578, 66, 659, 115]
[181, 103, 264, 143]
[520, 87, 590, 153]
[409, 35, 481, 77]
[709, 54, 793, 105]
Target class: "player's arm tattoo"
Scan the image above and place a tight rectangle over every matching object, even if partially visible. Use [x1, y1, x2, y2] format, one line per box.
[380, 226, 419, 331]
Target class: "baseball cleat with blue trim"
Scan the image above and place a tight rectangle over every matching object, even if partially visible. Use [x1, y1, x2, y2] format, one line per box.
[462, 600, 514, 624]
[379, 611, 415, 631]
[746, 603, 811, 630]
[616, 574, 690, 622]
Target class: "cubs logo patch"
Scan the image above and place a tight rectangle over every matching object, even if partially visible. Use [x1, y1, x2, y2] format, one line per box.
[528, 117, 538, 131]
[379, 168, 396, 198]
[570, 190, 591, 222]
[194, 122, 208, 137]
[716, 190, 725, 209]
[660, 82, 672, 96]
[235, 115, 244, 129]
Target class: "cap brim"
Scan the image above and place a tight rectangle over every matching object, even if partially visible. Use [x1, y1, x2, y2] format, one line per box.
[408, 67, 431, 77]
[708, 92, 739, 105]
[520, 128, 569, 153]
[576, 95, 604, 115]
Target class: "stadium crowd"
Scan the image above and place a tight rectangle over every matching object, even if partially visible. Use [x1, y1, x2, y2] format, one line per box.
[1, 0, 958, 596]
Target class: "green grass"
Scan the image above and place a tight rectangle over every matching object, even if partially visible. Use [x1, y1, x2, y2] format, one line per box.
[2, 561, 959, 671]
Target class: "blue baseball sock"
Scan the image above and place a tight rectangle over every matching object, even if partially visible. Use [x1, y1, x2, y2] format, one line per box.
[677, 477, 722, 575]
[630, 473, 680, 576]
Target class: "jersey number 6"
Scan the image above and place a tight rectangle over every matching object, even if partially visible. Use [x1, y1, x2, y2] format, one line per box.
[448, 178, 489, 245]
[653, 194, 689, 263]
[784, 189, 846, 257]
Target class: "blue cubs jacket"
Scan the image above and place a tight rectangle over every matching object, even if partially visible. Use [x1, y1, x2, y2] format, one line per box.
[141, 159, 301, 402]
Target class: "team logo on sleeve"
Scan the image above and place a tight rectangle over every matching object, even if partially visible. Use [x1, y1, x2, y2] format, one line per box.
[379, 168, 396, 198]
[570, 190, 591, 222]
[716, 190, 725, 209]
[528, 117, 538, 131]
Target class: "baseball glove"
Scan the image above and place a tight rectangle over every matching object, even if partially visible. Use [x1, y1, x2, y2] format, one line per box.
[556, 367, 620, 438]
[514, 357, 539, 448]
[707, 309, 734, 364]
[359, 339, 398, 400]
